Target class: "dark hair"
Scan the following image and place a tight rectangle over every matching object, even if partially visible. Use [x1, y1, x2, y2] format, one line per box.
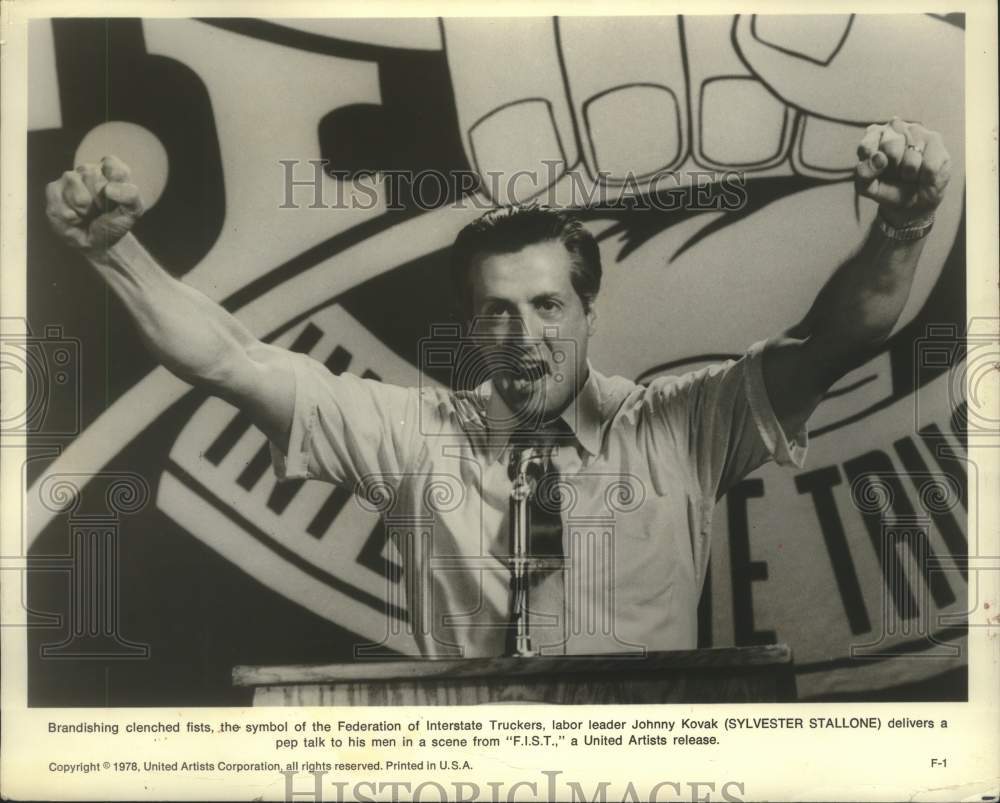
[450, 203, 602, 313]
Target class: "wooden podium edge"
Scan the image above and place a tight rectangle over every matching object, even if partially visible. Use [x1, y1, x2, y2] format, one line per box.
[232, 644, 793, 688]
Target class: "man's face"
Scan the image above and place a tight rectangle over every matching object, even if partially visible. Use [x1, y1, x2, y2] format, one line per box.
[467, 240, 595, 428]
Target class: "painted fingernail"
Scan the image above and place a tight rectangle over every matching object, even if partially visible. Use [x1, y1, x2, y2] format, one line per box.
[468, 100, 566, 204]
[751, 15, 853, 64]
[444, 18, 575, 204]
[585, 85, 682, 179]
[560, 16, 688, 179]
[793, 115, 863, 176]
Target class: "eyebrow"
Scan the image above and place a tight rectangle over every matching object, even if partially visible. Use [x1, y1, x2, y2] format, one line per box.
[479, 292, 565, 306]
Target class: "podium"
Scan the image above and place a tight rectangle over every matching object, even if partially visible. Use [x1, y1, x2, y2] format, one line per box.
[233, 645, 796, 706]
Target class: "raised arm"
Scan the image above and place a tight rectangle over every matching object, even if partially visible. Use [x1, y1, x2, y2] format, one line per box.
[46, 156, 295, 449]
[762, 118, 952, 436]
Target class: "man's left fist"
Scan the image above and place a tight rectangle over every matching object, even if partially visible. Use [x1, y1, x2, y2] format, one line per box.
[855, 117, 951, 226]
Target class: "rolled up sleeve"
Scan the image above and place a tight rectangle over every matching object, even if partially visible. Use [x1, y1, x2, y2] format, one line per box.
[648, 339, 808, 502]
[268, 351, 418, 488]
[743, 339, 808, 470]
[269, 351, 322, 481]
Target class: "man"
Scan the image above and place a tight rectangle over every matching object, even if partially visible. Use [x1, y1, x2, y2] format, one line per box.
[45, 118, 951, 658]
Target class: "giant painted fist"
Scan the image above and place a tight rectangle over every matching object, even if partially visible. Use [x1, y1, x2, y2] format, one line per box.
[855, 118, 951, 226]
[437, 14, 965, 385]
[46, 156, 144, 254]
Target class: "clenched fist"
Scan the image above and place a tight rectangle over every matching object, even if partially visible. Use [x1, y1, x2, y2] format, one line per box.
[46, 156, 144, 254]
[855, 117, 951, 227]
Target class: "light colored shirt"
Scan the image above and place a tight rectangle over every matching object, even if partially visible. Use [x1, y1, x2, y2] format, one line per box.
[269, 340, 806, 658]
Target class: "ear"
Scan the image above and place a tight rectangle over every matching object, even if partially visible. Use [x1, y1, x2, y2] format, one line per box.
[586, 305, 597, 336]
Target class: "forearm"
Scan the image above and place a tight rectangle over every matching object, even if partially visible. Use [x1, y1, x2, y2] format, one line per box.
[757, 118, 948, 436]
[792, 218, 927, 380]
[87, 234, 257, 391]
[46, 158, 295, 449]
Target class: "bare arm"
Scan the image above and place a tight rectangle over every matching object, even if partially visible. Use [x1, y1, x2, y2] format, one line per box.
[763, 118, 952, 436]
[46, 157, 295, 449]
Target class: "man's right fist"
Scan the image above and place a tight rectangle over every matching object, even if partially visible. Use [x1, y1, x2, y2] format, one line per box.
[46, 156, 144, 253]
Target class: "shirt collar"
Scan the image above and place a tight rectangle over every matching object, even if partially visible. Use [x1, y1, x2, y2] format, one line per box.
[476, 362, 604, 464]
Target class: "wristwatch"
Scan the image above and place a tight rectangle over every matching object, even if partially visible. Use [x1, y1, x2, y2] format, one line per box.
[876, 210, 935, 242]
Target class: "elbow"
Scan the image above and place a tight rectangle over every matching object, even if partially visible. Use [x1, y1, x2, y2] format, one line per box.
[157, 336, 252, 396]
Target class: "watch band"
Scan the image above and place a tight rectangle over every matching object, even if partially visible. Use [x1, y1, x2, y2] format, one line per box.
[876, 210, 935, 242]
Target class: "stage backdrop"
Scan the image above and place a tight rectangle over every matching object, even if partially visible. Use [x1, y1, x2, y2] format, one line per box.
[20, 15, 971, 704]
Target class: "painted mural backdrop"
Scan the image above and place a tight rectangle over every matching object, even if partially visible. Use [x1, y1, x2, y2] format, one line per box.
[21, 15, 971, 704]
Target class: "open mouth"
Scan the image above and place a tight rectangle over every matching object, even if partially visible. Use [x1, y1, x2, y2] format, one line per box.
[510, 360, 549, 381]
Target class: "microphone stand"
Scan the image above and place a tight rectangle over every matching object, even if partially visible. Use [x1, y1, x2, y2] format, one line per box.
[508, 445, 547, 657]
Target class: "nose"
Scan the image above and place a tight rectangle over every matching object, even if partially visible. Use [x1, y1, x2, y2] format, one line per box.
[505, 309, 546, 348]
